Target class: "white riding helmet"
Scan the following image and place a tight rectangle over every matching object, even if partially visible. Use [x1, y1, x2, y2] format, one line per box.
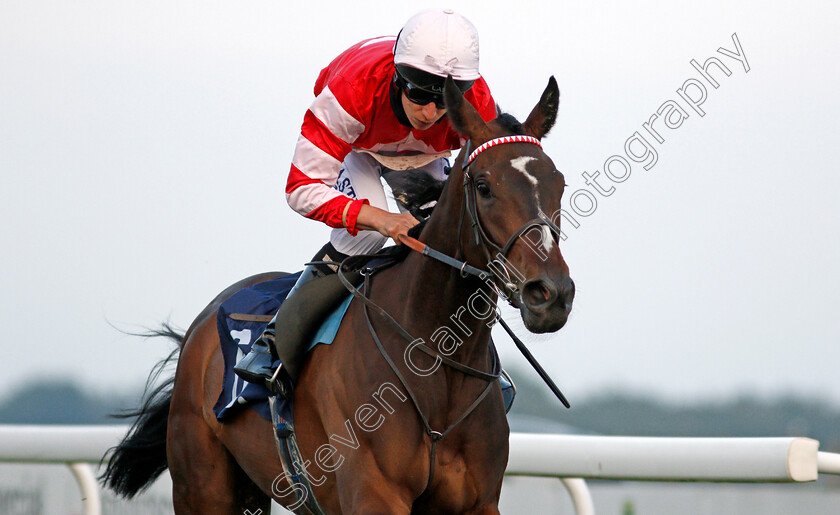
[393, 8, 481, 83]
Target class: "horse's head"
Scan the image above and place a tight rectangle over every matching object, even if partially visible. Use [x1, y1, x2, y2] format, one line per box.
[444, 76, 574, 333]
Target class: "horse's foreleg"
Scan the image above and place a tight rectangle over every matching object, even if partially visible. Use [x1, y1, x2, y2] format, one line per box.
[341, 488, 413, 515]
[462, 476, 504, 515]
[334, 466, 414, 515]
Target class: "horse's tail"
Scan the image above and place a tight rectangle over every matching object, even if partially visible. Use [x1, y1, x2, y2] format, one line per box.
[100, 323, 183, 498]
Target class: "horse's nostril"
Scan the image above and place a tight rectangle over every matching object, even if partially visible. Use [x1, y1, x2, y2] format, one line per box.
[538, 285, 550, 302]
[522, 279, 556, 308]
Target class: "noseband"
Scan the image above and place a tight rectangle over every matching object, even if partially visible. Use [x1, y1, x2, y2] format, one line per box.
[334, 134, 571, 470]
[459, 135, 564, 295]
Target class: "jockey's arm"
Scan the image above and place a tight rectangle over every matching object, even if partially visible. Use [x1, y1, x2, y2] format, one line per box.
[355, 204, 419, 245]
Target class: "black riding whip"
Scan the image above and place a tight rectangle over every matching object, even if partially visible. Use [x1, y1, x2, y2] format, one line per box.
[398, 234, 571, 409]
[496, 315, 570, 409]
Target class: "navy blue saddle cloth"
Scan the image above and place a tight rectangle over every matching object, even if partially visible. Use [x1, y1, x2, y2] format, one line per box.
[213, 272, 354, 423]
[212, 263, 514, 423]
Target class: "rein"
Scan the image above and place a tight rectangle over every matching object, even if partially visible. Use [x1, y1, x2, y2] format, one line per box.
[432, 135, 571, 409]
[397, 234, 570, 410]
[461, 136, 565, 291]
[337, 263, 501, 494]
[333, 134, 571, 498]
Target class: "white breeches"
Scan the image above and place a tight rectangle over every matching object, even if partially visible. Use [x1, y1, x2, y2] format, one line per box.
[329, 151, 448, 256]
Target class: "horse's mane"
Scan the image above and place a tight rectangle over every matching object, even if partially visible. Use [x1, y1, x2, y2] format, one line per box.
[494, 109, 526, 135]
[389, 108, 524, 215]
[377, 109, 525, 266]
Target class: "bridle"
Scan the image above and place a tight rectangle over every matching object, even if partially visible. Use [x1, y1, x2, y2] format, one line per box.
[332, 132, 571, 504]
[456, 135, 565, 296]
[396, 134, 570, 411]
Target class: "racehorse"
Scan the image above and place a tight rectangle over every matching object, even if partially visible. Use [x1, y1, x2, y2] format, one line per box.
[103, 75, 574, 514]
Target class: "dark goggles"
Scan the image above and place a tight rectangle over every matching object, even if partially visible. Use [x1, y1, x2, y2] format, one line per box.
[394, 65, 475, 110]
[402, 80, 446, 109]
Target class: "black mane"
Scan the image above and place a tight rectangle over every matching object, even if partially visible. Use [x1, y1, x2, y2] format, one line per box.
[495, 108, 526, 135]
[380, 108, 527, 240]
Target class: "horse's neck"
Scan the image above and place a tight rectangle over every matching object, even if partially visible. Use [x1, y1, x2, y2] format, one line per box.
[399, 251, 495, 357]
[374, 253, 495, 430]
[379, 170, 497, 386]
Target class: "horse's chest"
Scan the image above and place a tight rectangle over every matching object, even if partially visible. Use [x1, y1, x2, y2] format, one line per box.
[421, 439, 508, 510]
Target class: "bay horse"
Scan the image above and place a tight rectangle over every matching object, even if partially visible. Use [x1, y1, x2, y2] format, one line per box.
[103, 75, 574, 514]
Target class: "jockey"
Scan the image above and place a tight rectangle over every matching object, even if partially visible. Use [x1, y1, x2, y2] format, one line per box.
[235, 9, 497, 385]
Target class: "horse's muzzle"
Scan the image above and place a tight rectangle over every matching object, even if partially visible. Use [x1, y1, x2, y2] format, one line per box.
[519, 274, 575, 333]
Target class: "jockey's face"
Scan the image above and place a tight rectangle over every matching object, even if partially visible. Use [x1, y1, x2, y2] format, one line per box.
[401, 91, 447, 130]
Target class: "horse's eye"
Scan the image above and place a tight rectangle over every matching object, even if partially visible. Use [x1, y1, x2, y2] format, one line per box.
[476, 181, 492, 198]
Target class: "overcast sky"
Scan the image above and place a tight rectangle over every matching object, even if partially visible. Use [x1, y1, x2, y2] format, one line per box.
[1, 0, 838, 411]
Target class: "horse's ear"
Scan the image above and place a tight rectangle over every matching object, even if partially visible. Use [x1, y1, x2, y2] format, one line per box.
[523, 76, 560, 140]
[444, 76, 492, 141]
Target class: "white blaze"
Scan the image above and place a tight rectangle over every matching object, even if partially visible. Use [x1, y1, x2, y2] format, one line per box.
[510, 156, 555, 254]
[510, 156, 538, 187]
[540, 224, 554, 254]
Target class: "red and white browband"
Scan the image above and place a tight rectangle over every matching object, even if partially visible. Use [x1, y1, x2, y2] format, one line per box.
[466, 135, 542, 167]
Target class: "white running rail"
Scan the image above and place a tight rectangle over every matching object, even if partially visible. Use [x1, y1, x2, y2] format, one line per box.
[1, 425, 839, 515]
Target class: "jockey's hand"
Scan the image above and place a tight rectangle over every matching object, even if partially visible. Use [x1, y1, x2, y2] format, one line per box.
[356, 205, 419, 245]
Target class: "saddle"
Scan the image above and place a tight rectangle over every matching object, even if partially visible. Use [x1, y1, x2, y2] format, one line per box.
[271, 270, 362, 381]
[219, 252, 407, 515]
